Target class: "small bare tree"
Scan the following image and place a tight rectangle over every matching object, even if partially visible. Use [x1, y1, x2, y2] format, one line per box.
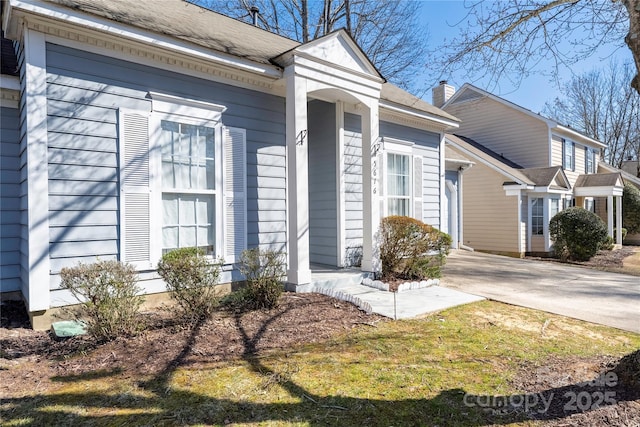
[194, 0, 428, 90]
[429, 0, 640, 95]
[543, 61, 640, 168]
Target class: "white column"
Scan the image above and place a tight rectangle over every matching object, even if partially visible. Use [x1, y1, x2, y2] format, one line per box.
[285, 69, 311, 285]
[607, 195, 614, 239]
[616, 195, 623, 245]
[23, 28, 51, 312]
[335, 101, 346, 267]
[361, 99, 381, 274]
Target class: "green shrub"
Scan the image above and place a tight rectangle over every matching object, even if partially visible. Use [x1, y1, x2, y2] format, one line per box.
[157, 247, 222, 323]
[60, 260, 144, 342]
[623, 183, 640, 235]
[549, 207, 609, 261]
[601, 236, 615, 251]
[379, 216, 451, 281]
[236, 248, 286, 310]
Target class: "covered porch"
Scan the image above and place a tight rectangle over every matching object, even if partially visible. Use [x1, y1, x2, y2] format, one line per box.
[574, 173, 625, 246]
[273, 30, 385, 288]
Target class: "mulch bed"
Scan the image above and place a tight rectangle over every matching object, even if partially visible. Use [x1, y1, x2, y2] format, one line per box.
[2, 291, 639, 426]
[0, 293, 383, 396]
[528, 245, 640, 274]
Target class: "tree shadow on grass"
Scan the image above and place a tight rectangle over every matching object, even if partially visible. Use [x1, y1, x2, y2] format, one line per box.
[2, 306, 639, 426]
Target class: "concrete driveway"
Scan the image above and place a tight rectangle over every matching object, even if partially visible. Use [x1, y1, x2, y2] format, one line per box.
[441, 250, 640, 334]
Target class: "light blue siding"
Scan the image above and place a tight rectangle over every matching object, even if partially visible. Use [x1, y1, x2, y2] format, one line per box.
[343, 113, 363, 264]
[45, 43, 287, 291]
[308, 101, 337, 266]
[381, 121, 441, 229]
[343, 113, 442, 235]
[16, 39, 31, 300]
[1, 106, 21, 293]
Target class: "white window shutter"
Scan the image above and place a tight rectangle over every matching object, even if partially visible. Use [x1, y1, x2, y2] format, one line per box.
[413, 155, 423, 221]
[118, 109, 152, 270]
[223, 126, 247, 263]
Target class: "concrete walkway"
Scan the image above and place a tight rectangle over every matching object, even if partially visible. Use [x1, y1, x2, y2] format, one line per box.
[309, 268, 484, 319]
[441, 250, 640, 334]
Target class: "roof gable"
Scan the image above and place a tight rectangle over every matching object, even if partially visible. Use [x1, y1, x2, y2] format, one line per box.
[575, 173, 624, 188]
[444, 83, 554, 126]
[273, 29, 382, 79]
[520, 167, 570, 189]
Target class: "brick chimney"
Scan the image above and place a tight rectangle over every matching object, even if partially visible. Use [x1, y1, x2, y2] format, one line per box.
[432, 80, 455, 108]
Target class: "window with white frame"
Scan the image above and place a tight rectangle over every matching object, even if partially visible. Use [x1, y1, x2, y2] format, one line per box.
[531, 198, 544, 235]
[550, 198, 559, 220]
[563, 196, 574, 210]
[563, 139, 575, 171]
[585, 198, 595, 212]
[118, 93, 247, 269]
[585, 147, 595, 174]
[386, 152, 411, 216]
[161, 121, 217, 255]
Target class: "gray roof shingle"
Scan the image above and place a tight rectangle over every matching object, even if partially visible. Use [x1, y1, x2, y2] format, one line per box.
[575, 173, 622, 188]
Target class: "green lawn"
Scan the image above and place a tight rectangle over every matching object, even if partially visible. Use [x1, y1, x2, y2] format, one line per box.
[3, 300, 639, 426]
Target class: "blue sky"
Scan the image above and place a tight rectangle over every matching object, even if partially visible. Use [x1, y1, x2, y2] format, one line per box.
[416, 1, 632, 114]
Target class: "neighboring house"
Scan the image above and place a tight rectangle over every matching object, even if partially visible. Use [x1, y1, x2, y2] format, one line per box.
[434, 82, 624, 257]
[0, 0, 460, 329]
[599, 162, 640, 245]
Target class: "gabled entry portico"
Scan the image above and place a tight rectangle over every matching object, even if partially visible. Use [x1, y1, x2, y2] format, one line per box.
[272, 30, 385, 288]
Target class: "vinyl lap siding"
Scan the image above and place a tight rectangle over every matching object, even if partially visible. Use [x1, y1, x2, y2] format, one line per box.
[343, 113, 363, 263]
[45, 43, 286, 291]
[16, 40, 29, 296]
[0, 106, 21, 293]
[551, 134, 587, 187]
[342, 115, 442, 251]
[445, 97, 548, 168]
[456, 154, 521, 254]
[380, 121, 441, 229]
[308, 101, 337, 266]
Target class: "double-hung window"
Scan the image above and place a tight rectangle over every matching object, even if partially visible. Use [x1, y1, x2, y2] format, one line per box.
[118, 93, 247, 270]
[531, 198, 544, 235]
[161, 121, 217, 255]
[562, 139, 575, 171]
[387, 153, 411, 216]
[585, 148, 595, 174]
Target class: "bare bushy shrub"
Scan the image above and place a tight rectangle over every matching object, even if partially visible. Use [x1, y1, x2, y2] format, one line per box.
[157, 247, 222, 324]
[60, 260, 144, 342]
[236, 248, 286, 310]
[379, 215, 451, 281]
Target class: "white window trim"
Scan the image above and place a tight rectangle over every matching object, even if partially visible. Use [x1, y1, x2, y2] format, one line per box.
[528, 195, 561, 252]
[563, 138, 575, 171]
[382, 138, 415, 217]
[150, 92, 227, 120]
[149, 94, 226, 261]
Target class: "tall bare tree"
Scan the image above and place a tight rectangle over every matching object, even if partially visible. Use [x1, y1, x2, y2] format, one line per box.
[193, 0, 428, 89]
[543, 61, 640, 169]
[429, 0, 640, 95]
